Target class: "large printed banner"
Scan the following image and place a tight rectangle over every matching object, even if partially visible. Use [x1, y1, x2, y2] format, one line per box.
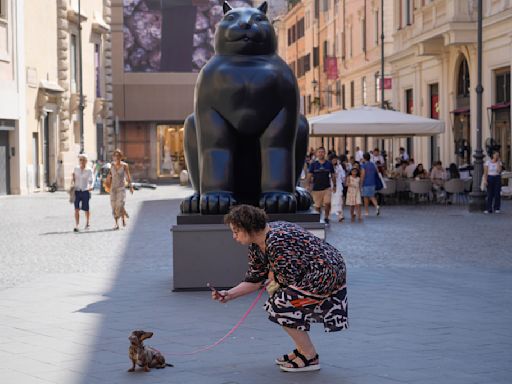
[123, 0, 253, 72]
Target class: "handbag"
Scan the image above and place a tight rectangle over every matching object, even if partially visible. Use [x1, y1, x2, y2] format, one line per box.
[103, 173, 112, 193]
[68, 186, 75, 204]
[374, 164, 384, 191]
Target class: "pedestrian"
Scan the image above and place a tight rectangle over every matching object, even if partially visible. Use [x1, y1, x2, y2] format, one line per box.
[360, 153, 381, 216]
[72, 154, 94, 232]
[331, 155, 346, 222]
[370, 148, 384, 165]
[355, 146, 364, 162]
[307, 147, 336, 224]
[106, 149, 134, 229]
[483, 151, 503, 214]
[213, 205, 348, 372]
[399, 147, 409, 161]
[345, 167, 362, 222]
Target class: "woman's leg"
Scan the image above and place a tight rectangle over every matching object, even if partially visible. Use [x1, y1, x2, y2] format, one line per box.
[494, 176, 502, 211]
[282, 326, 317, 361]
[363, 197, 369, 214]
[74, 209, 80, 227]
[486, 176, 494, 212]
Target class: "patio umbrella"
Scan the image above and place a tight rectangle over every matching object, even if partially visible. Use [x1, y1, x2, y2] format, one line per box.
[308, 106, 445, 137]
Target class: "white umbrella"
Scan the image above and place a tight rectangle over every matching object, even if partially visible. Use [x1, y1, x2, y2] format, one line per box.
[308, 106, 445, 137]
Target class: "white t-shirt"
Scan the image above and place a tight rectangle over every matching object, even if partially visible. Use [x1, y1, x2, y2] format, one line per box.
[371, 154, 384, 165]
[485, 160, 502, 176]
[73, 166, 93, 191]
[355, 150, 364, 162]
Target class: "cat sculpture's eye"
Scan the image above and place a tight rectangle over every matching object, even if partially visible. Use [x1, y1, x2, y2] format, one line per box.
[225, 14, 236, 21]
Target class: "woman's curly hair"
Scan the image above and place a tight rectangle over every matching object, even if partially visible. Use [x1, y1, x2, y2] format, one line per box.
[224, 205, 268, 234]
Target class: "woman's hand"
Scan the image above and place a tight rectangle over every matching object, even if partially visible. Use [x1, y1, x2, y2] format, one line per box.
[211, 289, 230, 303]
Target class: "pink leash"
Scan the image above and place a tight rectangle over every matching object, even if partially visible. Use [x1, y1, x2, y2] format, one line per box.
[167, 286, 266, 356]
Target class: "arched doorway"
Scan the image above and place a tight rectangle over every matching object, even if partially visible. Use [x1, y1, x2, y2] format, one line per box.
[451, 57, 471, 165]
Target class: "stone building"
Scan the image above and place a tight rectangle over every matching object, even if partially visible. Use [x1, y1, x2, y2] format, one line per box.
[278, 0, 512, 170]
[0, 0, 114, 195]
[0, 0, 25, 195]
[276, 0, 395, 156]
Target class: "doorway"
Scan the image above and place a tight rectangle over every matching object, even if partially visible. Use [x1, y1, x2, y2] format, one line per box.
[0, 131, 10, 195]
[33, 133, 40, 189]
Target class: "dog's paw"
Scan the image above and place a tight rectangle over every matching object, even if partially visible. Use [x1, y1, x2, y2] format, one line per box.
[128, 368, 135, 372]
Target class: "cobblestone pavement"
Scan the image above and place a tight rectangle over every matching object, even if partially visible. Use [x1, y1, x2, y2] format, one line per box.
[0, 187, 511, 384]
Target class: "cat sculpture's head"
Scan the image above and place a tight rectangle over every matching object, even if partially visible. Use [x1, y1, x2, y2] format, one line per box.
[215, 1, 276, 55]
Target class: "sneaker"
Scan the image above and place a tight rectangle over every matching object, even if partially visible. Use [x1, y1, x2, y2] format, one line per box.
[483, 210, 489, 214]
[73, 227, 79, 232]
[324, 218, 330, 225]
[376, 206, 381, 216]
[495, 210, 501, 214]
[85, 224, 90, 230]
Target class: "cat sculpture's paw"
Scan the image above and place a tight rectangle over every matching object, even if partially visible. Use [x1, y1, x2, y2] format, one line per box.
[259, 192, 297, 213]
[295, 187, 312, 211]
[180, 193, 200, 214]
[200, 192, 237, 214]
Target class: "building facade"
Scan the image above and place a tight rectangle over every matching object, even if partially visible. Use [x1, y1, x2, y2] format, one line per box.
[0, 0, 114, 195]
[389, 0, 512, 169]
[24, 0, 114, 192]
[279, 0, 512, 170]
[0, 0, 25, 195]
[277, 0, 394, 156]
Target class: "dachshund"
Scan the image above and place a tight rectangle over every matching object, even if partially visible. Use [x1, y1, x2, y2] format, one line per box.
[128, 330, 173, 372]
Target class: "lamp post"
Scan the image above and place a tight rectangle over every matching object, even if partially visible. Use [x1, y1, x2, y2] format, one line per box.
[380, 0, 384, 109]
[469, 0, 486, 212]
[78, 0, 85, 154]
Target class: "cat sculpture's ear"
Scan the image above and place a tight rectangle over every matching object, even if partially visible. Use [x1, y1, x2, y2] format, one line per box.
[257, 1, 268, 14]
[223, 1, 232, 14]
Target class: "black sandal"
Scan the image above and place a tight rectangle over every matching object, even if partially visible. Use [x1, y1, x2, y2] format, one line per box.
[275, 349, 299, 365]
[279, 350, 320, 372]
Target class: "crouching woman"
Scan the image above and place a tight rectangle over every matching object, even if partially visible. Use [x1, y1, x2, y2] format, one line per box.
[212, 205, 348, 372]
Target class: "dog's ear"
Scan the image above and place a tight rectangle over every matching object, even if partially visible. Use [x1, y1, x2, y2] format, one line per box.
[141, 331, 153, 341]
[131, 330, 144, 338]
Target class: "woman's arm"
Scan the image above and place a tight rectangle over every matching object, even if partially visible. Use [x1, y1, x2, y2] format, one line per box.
[124, 163, 134, 193]
[212, 281, 262, 303]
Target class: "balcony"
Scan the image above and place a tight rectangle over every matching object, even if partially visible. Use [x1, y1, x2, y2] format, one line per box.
[394, 1, 478, 54]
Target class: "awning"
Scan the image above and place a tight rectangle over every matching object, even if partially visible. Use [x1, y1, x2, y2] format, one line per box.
[488, 101, 510, 110]
[39, 80, 64, 93]
[307, 106, 445, 137]
[450, 107, 470, 114]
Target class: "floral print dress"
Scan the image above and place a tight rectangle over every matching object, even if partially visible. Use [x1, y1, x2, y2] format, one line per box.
[245, 221, 348, 332]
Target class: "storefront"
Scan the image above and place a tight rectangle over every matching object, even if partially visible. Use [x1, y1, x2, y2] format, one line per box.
[118, 122, 186, 182]
[156, 124, 185, 179]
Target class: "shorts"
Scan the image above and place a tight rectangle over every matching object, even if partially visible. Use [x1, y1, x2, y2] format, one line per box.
[74, 190, 91, 211]
[362, 185, 376, 198]
[312, 188, 332, 208]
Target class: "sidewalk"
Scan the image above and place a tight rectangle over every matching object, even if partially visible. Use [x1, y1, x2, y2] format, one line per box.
[0, 188, 511, 384]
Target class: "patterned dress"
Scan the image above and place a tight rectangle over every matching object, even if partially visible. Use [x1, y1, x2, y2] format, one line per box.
[245, 221, 348, 332]
[110, 162, 128, 219]
[345, 176, 362, 206]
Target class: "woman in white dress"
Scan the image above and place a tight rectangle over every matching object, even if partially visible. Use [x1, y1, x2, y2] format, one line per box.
[330, 156, 346, 222]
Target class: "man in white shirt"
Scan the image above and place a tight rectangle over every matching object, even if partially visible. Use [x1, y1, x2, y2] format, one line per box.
[370, 148, 384, 165]
[399, 147, 409, 161]
[355, 146, 364, 162]
[405, 159, 416, 178]
[72, 154, 94, 232]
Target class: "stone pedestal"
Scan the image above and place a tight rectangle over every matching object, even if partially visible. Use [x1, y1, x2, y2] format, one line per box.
[171, 213, 323, 291]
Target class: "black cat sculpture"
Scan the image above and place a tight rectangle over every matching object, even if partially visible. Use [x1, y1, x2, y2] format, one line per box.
[181, 1, 312, 215]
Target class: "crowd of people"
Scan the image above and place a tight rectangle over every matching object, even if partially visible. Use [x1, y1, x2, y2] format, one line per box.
[304, 146, 384, 223]
[303, 145, 506, 217]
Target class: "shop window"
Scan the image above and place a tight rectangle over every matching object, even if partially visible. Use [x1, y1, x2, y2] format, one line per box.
[496, 70, 511, 103]
[157, 125, 185, 178]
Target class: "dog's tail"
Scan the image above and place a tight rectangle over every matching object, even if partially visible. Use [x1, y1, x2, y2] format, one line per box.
[165, 363, 174, 367]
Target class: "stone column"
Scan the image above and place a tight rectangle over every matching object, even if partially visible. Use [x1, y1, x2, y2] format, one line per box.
[56, 0, 71, 153]
[103, 0, 115, 156]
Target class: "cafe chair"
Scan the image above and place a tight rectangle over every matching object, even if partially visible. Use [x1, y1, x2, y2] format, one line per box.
[444, 179, 466, 205]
